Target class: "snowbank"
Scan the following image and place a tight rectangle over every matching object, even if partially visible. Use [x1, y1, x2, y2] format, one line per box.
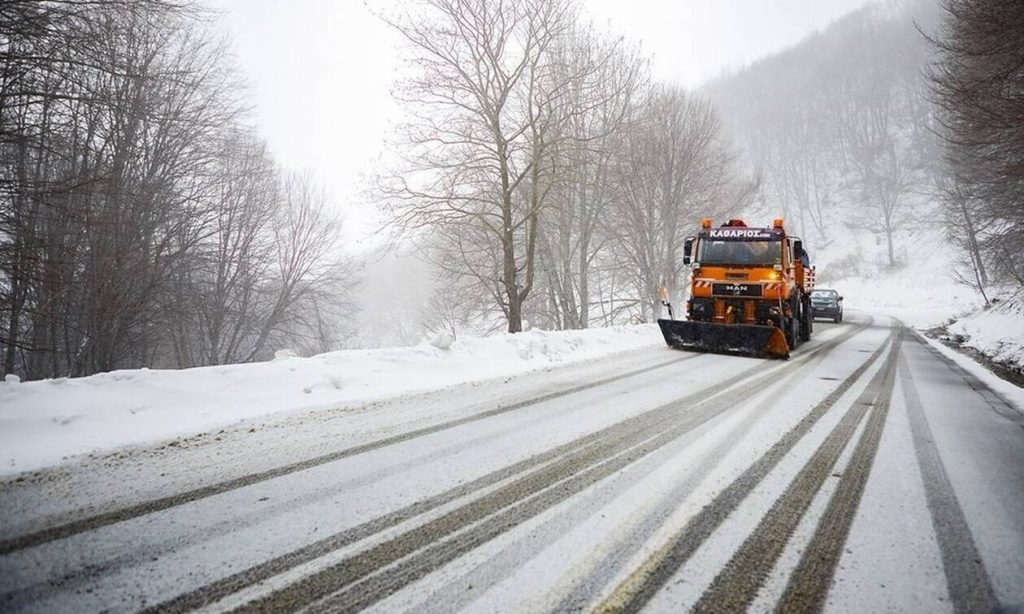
[944, 294, 1024, 373]
[0, 324, 662, 476]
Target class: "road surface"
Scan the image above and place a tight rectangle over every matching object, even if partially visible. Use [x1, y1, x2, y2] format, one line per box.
[1, 315, 1022, 613]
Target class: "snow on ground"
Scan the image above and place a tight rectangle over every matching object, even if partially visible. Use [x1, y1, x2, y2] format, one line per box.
[814, 232, 982, 330]
[917, 328, 1024, 415]
[944, 293, 1024, 370]
[811, 226, 1024, 376]
[2, 222, 1020, 478]
[0, 324, 662, 476]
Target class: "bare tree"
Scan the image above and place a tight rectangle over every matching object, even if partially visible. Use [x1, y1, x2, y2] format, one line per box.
[166, 129, 276, 366]
[1, 1, 242, 377]
[0, 1, 360, 378]
[532, 25, 645, 330]
[609, 87, 755, 321]
[936, 174, 991, 302]
[245, 171, 347, 361]
[377, 0, 580, 333]
[929, 0, 1024, 288]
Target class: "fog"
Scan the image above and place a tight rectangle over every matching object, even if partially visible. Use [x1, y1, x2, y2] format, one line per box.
[2, 0, 1020, 377]
[209, 0, 875, 243]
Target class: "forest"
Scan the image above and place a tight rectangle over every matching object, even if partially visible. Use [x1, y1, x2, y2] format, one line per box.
[2, 0, 1021, 379]
[0, 0, 357, 379]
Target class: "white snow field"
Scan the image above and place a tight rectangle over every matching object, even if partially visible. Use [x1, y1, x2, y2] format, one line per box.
[811, 227, 1024, 375]
[0, 324, 662, 476]
[2, 272, 1022, 480]
[945, 294, 1024, 368]
[1, 314, 1022, 614]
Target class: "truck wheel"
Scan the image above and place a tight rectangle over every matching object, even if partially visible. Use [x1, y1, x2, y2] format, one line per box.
[799, 296, 812, 342]
[786, 296, 801, 350]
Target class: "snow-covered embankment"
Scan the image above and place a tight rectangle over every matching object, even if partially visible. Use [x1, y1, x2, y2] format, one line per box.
[0, 324, 662, 476]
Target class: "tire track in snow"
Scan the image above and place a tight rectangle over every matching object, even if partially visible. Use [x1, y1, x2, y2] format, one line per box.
[142, 353, 782, 613]
[2, 353, 706, 609]
[396, 368, 808, 614]
[895, 346, 997, 614]
[194, 322, 871, 613]
[544, 329, 847, 614]
[294, 396, 746, 614]
[770, 329, 903, 613]
[193, 368, 774, 614]
[0, 352, 694, 557]
[425, 357, 813, 614]
[593, 322, 891, 614]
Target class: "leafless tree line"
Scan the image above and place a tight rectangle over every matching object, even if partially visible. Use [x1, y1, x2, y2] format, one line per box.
[706, 0, 1023, 301]
[377, 0, 754, 334]
[0, 0, 356, 379]
[929, 0, 1024, 299]
[707, 1, 942, 270]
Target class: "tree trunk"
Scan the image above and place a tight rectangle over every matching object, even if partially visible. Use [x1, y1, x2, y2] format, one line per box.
[960, 200, 987, 286]
[578, 234, 590, 329]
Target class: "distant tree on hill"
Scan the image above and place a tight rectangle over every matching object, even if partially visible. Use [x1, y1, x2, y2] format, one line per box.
[706, 2, 941, 269]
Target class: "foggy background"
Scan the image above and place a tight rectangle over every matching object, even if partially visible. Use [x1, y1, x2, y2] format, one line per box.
[208, 0, 875, 241]
[208, 0, 881, 348]
[3, 0, 1019, 378]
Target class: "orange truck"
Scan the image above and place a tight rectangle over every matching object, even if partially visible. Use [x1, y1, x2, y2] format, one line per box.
[658, 217, 815, 358]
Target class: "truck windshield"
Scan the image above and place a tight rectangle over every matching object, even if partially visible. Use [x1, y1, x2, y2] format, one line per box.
[697, 239, 781, 266]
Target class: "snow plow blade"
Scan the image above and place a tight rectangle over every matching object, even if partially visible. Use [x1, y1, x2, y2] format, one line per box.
[657, 319, 790, 359]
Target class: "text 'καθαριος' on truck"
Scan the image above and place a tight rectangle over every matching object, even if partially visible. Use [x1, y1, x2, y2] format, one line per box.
[657, 218, 815, 359]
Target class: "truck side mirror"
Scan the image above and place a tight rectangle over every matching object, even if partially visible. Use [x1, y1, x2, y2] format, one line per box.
[793, 240, 804, 259]
[683, 237, 693, 266]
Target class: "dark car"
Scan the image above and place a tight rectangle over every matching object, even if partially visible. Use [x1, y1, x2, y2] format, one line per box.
[810, 288, 844, 323]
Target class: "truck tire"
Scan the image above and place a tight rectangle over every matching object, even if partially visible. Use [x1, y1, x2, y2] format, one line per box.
[800, 295, 812, 342]
[786, 296, 801, 350]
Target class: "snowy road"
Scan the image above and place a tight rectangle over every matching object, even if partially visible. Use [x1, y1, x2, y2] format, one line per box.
[1, 315, 1023, 613]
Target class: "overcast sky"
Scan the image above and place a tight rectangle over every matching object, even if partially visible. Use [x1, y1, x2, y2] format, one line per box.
[209, 0, 875, 242]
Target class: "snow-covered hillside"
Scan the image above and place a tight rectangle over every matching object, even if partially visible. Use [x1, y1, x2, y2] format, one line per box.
[807, 225, 1024, 376]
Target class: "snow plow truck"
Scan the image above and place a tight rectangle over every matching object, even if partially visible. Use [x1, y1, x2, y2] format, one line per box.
[658, 218, 815, 359]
